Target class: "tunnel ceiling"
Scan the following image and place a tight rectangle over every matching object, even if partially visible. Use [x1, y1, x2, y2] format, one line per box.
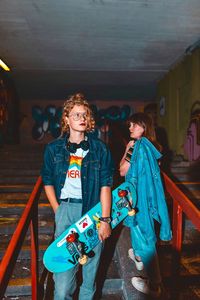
[0, 0, 200, 100]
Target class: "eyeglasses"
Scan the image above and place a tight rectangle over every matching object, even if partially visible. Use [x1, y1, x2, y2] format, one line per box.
[69, 112, 88, 121]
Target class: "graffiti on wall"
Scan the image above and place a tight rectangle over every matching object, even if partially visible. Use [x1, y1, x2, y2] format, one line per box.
[31, 104, 132, 141]
[32, 105, 62, 140]
[184, 101, 200, 161]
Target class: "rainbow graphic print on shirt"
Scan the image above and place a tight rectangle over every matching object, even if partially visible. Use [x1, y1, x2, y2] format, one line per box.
[67, 155, 83, 179]
[60, 148, 88, 199]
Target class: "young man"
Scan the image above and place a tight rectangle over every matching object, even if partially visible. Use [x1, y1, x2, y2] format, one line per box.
[41, 93, 114, 300]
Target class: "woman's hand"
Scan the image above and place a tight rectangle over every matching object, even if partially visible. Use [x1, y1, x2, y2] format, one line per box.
[98, 222, 112, 241]
[119, 140, 135, 176]
[125, 140, 135, 154]
[120, 140, 135, 165]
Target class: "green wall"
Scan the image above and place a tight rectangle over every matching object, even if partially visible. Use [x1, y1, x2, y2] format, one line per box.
[157, 48, 200, 156]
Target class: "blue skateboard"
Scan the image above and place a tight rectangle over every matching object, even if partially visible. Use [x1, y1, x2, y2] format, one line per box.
[43, 182, 136, 273]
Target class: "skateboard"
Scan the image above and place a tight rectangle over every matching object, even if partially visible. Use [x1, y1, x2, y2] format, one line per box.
[43, 181, 136, 273]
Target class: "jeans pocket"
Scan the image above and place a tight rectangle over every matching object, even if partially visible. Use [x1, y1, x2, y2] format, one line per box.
[55, 203, 62, 222]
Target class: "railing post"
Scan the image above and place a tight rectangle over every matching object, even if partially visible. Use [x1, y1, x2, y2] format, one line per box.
[171, 200, 183, 298]
[31, 201, 39, 300]
[172, 201, 183, 252]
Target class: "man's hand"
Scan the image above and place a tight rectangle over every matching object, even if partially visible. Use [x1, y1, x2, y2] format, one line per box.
[98, 222, 112, 241]
[44, 185, 59, 213]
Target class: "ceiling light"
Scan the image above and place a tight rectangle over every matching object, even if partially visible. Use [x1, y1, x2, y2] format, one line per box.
[0, 59, 10, 71]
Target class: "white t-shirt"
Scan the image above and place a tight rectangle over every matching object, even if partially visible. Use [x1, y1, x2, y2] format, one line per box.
[60, 148, 89, 199]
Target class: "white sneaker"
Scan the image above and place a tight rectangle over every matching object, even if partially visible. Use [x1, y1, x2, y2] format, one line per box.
[128, 248, 144, 271]
[131, 277, 161, 298]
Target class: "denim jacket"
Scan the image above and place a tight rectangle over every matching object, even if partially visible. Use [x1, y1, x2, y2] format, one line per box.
[41, 134, 114, 215]
[124, 137, 172, 243]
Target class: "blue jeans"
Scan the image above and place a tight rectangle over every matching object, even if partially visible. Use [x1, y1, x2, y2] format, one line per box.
[54, 202, 103, 300]
[130, 225, 162, 285]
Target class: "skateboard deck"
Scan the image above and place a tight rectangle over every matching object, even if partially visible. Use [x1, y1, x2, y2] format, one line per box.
[43, 181, 136, 273]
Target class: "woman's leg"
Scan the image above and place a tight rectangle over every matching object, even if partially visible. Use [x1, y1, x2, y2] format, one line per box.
[130, 225, 162, 285]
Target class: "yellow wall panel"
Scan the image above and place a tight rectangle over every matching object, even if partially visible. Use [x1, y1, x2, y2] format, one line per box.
[157, 48, 200, 157]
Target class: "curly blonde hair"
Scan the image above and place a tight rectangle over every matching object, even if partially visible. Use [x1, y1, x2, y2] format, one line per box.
[60, 93, 95, 134]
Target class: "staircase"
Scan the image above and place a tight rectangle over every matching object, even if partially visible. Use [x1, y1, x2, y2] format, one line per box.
[0, 144, 124, 300]
[0, 144, 54, 298]
[1, 144, 199, 299]
[169, 159, 200, 208]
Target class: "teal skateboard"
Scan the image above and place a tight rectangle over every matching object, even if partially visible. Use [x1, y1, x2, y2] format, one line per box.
[43, 182, 136, 273]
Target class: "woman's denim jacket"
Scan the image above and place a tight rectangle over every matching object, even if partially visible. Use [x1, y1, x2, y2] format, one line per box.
[125, 137, 172, 243]
[41, 134, 114, 215]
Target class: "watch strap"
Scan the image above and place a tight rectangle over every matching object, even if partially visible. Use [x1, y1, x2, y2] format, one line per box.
[99, 217, 111, 224]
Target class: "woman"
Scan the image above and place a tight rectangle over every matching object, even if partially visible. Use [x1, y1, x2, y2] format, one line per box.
[119, 112, 172, 298]
[41, 93, 114, 300]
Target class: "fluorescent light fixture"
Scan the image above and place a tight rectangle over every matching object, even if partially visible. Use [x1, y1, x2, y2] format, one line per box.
[0, 59, 10, 71]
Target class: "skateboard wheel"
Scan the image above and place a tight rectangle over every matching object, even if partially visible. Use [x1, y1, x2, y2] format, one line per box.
[66, 233, 76, 243]
[128, 209, 136, 216]
[78, 255, 88, 265]
[96, 223, 101, 230]
[118, 189, 128, 198]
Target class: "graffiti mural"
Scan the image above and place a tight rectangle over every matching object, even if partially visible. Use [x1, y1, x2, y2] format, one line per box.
[184, 101, 200, 161]
[31, 104, 132, 141]
[32, 105, 62, 140]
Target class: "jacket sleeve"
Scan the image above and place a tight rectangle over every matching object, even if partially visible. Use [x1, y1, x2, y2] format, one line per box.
[40, 144, 54, 186]
[155, 175, 172, 241]
[145, 144, 172, 241]
[99, 144, 114, 187]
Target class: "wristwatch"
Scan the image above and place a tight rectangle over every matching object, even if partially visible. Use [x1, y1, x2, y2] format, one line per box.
[99, 217, 112, 224]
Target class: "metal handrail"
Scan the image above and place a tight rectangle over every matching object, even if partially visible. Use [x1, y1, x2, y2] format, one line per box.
[162, 172, 200, 252]
[0, 176, 43, 300]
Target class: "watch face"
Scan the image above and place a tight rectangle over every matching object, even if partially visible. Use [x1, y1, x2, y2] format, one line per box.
[100, 217, 111, 223]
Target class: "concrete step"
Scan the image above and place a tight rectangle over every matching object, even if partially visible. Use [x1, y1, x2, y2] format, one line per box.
[0, 232, 53, 252]
[170, 160, 195, 168]
[0, 170, 40, 176]
[183, 219, 200, 245]
[171, 173, 198, 181]
[174, 181, 200, 189]
[0, 162, 42, 169]
[0, 144, 44, 153]
[0, 243, 50, 260]
[3, 293, 124, 300]
[4, 278, 124, 299]
[0, 177, 40, 184]
[0, 192, 47, 201]
[0, 219, 54, 235]
[0, 199, 48, 206]
[0, 156, 42, 161]
[0, 204, 52, 216]
[0, 184, 38, 193]
[3, 256, 123, 299]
